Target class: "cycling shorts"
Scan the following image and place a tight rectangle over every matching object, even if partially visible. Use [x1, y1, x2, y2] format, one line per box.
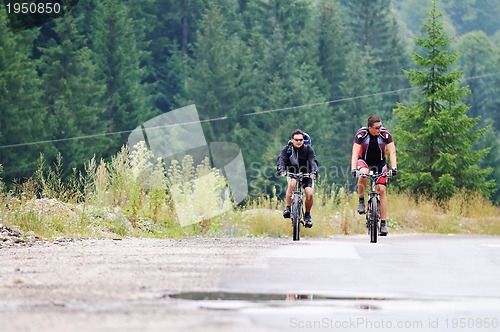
[287, 176, 314, 189]
[357, 159, 388, 185]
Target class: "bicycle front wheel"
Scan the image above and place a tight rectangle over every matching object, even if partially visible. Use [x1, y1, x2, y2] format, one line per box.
[291, 197, 301, 241]
[369, 199, 378, 243]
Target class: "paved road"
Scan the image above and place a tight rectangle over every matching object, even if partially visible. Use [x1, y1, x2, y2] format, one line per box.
[2, 235, 500, 331]
[205, 234, 500, 331]
[222, 234, 500, 297]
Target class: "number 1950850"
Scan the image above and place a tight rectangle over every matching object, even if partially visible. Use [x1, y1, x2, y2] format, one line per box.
[6, 2, 62, 14]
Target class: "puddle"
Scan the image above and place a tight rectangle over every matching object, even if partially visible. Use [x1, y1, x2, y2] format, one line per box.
[170, 292, 313, 301]
[165, 292, 500, 322]
[167, 291, 386, 310]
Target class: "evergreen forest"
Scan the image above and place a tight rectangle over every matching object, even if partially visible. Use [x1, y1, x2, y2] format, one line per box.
[1, 0, 500, 205]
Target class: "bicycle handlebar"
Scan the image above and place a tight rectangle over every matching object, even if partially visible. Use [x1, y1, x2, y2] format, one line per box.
[358, 170, 393, 179]
[285, 171, 311, 179]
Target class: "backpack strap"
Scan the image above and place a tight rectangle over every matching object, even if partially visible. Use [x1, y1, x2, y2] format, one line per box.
[379, 127, 391, 141]
[356, 127, 369, 140]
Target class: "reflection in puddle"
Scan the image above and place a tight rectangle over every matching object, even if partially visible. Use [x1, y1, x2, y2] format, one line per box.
[285, 294, 313, 301]
[170, 292, 319, 301]
[168, 292, 385, 310]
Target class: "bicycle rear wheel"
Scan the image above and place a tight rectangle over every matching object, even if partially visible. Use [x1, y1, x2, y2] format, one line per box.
[369, 199, 378, 243]
[291, 197, 301, 241]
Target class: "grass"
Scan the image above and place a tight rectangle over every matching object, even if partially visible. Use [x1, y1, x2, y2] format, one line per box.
[389, 190, 500, 235]
[1, 145, 499, 241]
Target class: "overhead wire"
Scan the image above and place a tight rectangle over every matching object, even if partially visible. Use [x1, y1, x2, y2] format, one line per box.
[0, 86, 415, 150]
[1, 71, 499, 150]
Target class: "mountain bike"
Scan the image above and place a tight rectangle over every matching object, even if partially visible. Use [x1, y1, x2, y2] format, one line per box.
[287, 172, 310, 241]
[358, 170, 392, 243]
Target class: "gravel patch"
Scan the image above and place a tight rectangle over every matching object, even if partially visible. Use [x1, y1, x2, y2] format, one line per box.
[0, 236, 289, 331]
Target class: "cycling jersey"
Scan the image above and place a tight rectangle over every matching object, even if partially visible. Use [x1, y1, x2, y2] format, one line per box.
[353, 127, 393, 165]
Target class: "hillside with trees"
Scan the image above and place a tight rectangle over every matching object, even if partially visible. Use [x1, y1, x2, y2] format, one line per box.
[1, 0, 499, 204]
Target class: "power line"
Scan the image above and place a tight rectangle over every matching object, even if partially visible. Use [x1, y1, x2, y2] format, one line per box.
[243, 87, 414, 116]
[0, 130, 128, 150]
[1, 71, 499, 150]
[0, 116, 228, 149]
[462, 71, 500, 81]
[0, 87, 412, 150]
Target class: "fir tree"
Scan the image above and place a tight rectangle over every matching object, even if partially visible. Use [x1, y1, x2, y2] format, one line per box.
[455, 31, 497, 124]
[38, 13, 107, 171]
[394, 1, 494, 201]
[0, 11, 47, 183]
[177, 3, 242, 141]
[315, 1, 351, 101]
[341, 0, 412, 117]
[91, 0, 155, 155]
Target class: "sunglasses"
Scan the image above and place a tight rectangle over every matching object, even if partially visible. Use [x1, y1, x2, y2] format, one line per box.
[293, 138, 304, 142]
[373, 125, 382, 130]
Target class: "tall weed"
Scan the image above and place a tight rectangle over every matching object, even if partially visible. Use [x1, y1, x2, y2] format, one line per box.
[2, 145, 499, 239]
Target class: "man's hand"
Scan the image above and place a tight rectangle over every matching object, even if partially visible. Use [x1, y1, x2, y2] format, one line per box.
[351, 169, 358, 178]
[310, 173, 316, 181]
[280, 171, 287, 177]
[391, 168, 397, 177]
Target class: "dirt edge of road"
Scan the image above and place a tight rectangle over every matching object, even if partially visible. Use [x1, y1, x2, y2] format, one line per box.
[0, 236, 295, 331]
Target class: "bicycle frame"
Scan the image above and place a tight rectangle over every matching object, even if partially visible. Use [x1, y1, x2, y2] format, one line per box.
[359, 171, 391, 243]
[287, 172, 310, 241]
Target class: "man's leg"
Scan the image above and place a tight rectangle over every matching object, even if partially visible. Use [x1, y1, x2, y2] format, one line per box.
[304, 186, 314, 228]
[304, 187, 314, 212]
[377, 184, 388, 235]
[283, 178, 296, 218]
[357, 167, 369, 214]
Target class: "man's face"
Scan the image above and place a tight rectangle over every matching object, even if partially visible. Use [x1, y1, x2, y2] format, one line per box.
[292, 134, 304, 148]
[368, 121, 382, 136]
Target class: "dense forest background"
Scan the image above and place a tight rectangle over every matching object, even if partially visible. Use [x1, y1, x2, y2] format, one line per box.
[1, 0, 499, 204]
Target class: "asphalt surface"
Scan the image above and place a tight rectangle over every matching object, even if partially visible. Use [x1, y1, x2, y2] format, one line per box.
[211, 234, 500, 331]
[1, 234, 500, 331]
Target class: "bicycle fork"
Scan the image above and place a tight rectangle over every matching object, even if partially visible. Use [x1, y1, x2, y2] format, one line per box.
[291, 192, 303, 241]
[366, 195, 380, 228]
[291, 193, 303, 225]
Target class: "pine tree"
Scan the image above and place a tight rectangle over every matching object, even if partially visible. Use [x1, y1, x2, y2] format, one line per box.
[442, 0, 500, 36]
[394, 1, 495, 201]
[37, 13, 107, 171]
[91, 0, 155, 155]
[493, 47, 500, 133]
[455, 31, 497, 124]
[244, 0, 310, 42]
[124, 0, 208, 113]
[341, 0, 412, 119]
[334, 50, 382, 164]
[315, 1, 351, 101]
[456, 32, 500, 203]
[0, 11, 47, 183]
[177, 3, 242, 141]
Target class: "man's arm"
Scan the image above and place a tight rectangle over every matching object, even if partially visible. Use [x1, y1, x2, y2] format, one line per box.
[277, 147, 288, 176]
[386, 142, 397, 169]
[351, 143, 361, 170]
[307, 147, 318, 180]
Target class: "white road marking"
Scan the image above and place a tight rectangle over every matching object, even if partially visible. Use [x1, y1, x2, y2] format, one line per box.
[264, 241, 365, 260]
[480, 244, 500, 248]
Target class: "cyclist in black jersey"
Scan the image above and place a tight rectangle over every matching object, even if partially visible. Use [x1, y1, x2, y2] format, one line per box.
[351, 115, 397, 235]
[277, 129, 319, 228]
